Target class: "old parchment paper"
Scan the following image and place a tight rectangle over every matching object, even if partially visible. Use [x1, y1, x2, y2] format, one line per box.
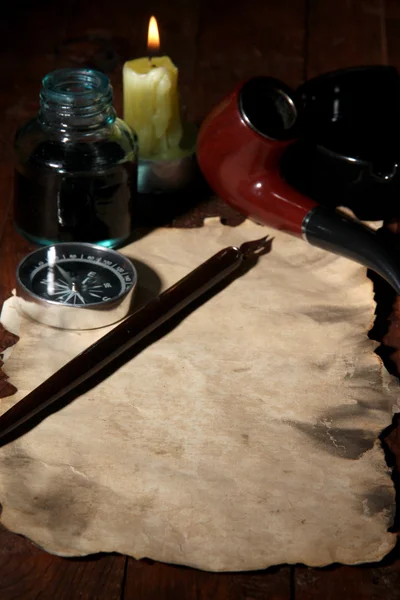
[0, 219, 398, 571]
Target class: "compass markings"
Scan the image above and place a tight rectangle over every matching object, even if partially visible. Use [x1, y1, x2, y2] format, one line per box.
[26, 246, 135, 311]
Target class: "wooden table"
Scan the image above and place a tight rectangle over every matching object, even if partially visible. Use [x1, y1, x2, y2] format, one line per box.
[1, 0, 400, 597]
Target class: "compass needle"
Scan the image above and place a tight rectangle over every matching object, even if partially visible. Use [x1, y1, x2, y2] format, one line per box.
[56, 264, 73, 285]
[16, 243, 137, 329]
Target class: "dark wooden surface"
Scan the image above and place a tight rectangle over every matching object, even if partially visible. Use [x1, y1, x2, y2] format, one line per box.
[1, 0, 400, 597]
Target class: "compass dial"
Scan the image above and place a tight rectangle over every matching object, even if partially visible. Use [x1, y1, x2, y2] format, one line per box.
[30, 258, 133, 306]
[16, 243, 138, 329]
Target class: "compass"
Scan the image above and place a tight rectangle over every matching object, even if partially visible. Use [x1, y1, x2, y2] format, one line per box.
[16, 242, 138, 330]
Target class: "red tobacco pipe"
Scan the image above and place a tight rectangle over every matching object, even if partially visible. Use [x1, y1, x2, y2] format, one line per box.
[197, 76, 400, 294]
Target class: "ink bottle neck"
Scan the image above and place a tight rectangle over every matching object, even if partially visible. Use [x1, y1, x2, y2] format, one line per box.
[38, 68, 116, 134]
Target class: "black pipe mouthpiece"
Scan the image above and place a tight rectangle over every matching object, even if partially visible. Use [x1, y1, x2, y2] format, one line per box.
[303, 206, 400, 295]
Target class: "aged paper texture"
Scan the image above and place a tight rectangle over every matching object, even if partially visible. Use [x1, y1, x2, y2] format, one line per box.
[0, 219, 398, 571]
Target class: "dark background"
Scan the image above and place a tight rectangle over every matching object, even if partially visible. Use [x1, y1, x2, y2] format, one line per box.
[0, 0, 400, 598]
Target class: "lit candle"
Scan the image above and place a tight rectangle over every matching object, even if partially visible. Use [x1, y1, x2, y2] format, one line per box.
[123, 17, 183, 159]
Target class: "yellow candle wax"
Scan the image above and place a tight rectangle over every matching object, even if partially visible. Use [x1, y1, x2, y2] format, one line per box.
[123, 56, 183, 159]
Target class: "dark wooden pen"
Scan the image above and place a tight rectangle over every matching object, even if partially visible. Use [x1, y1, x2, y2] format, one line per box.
[0, 236, 270, 442]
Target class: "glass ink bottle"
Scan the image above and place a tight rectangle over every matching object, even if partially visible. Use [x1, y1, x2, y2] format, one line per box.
[14, 68, 138, 248]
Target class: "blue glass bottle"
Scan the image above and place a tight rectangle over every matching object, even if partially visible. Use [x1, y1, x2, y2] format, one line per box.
[14, 68, 137, 248]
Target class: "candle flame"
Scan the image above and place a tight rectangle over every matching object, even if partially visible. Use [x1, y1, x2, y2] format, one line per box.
[147, 16, 160, 53]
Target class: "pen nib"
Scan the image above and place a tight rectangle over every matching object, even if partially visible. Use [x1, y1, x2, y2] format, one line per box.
[240, 236, 272, 258]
